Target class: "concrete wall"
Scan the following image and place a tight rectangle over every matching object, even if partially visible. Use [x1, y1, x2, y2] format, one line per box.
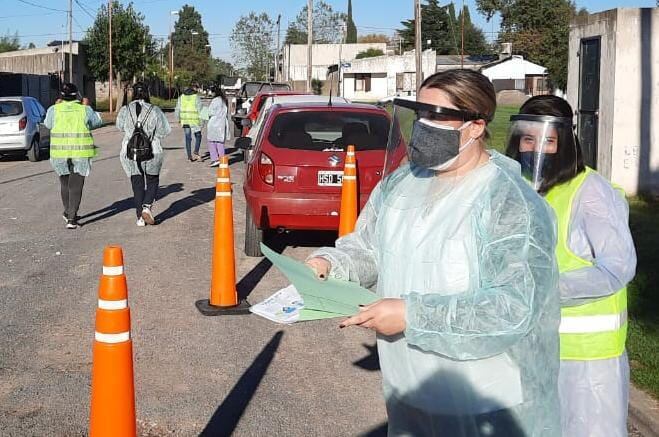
[568, 8, 659, 194]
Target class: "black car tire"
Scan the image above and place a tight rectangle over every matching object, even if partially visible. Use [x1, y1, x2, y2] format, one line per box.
[27, 136, 40, 162]
[244, 207, 264, 257]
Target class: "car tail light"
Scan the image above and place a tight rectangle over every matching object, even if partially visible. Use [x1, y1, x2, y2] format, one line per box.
[258, 152, 274, 185]
[18, 117, 27, 131]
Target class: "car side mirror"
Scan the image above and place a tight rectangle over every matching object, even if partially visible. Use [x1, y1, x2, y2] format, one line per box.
[235, 136, 252, 150]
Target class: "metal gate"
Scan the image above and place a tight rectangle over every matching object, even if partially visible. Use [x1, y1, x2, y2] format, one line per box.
[577, 37, 601, 168]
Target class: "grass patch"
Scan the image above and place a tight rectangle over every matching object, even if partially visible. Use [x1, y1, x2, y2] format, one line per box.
[627, 197, 659, 398]
[489, 105, 519, 153]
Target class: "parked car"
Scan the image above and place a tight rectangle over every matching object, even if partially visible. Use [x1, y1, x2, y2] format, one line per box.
[237, 101, 399, 257]
[0, 96, 50, 162]
[239, 90, 309, 137]
[232, 81, 292, 135]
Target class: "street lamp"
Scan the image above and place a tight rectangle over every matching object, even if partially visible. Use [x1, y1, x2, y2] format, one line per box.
[169, 10, 179, 100]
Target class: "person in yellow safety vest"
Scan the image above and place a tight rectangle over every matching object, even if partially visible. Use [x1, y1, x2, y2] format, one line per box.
[175, 84, 203, 162]
[44, 83, 103, 229]
[506, 95, 636, 437]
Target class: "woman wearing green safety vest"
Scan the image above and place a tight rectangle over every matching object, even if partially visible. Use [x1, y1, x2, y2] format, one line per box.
[175, 84, 203, 162]
[45, 83, 103, 229]
[506, 95, 636, 437]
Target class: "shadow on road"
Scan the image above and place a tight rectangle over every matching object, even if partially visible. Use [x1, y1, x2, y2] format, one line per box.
[353, 343, 380, 372]
[78, 183, 184, 226]
[236, 237, 286, 301]
[155, 186, 215, 222]
[360, 423, 388, 437]
[199, 331, 284, 437]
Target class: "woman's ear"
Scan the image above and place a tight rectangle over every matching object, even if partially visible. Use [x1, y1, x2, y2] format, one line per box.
[468, 120, 487, 139]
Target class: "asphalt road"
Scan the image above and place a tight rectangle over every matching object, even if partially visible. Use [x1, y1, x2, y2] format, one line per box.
[0, 115, 386, 436]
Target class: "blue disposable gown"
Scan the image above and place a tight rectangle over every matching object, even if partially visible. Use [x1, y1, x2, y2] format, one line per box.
[312, 151, 561, 436]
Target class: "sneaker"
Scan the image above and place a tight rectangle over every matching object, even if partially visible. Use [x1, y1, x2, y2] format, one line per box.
[192, 152, 201, 161]
[62, 213, 68, 223]
[66, 219, 78, 229]
[209, 161, 219, 167]
[141, 205, 155, 225]
[136, 217, 146, 227]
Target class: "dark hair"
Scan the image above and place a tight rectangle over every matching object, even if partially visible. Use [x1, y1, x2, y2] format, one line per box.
[214, 86, 227, 105]
[61, 82, 78, 101]
[420, 69, 497, 140]
[505, 95, 585, 194]
[131, 82, 150, 103]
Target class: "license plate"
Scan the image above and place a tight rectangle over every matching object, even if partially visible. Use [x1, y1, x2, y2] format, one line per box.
[317, 171, 343, 187]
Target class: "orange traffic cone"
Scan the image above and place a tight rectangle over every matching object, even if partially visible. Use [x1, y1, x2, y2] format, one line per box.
[89, 246, 136, 437]
[196, 156, 250, 316]
[338, 145, 358, 237]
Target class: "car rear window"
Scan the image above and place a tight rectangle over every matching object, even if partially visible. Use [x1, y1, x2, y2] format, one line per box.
[0, 101, 23, 117]
[268, 111, 389, 151]
[244, 83, 262, 97]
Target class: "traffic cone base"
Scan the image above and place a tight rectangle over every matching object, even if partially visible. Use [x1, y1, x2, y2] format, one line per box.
[195, 298, 251, 316]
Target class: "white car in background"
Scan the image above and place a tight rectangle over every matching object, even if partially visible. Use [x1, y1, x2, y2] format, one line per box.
[0, 96, 50, 162]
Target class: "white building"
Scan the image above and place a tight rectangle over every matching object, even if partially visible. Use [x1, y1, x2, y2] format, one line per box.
[336, 50, 436, 102]
[281, 43, 387, 90]
[481, 55, 548, 96]
[568, 8, 659, 195]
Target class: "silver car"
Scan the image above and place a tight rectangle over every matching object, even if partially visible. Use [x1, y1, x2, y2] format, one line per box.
[0, 96, 50, 162]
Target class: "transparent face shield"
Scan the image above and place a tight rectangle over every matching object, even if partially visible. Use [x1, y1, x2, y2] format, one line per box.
[505, 114, 574, 191]
[384, 98, 485, 178]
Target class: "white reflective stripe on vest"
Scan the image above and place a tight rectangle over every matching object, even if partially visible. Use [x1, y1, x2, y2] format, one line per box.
[95, 331, 130, 344]
[559, 311, 627, 334]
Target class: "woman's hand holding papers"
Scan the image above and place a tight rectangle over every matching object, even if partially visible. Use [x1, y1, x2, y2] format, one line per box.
[340, 299, 406, 336]
[306, 257, 331, 280]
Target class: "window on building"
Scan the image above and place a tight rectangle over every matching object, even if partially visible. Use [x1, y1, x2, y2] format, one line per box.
[355, 74, 372, 92]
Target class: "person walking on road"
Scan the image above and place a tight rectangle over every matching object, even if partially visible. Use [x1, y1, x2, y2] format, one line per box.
[45, 83, 102, 229]
[307, 70, 561, 436]
[206, 87, 231, 167]
[116, 83, 171, 227]
[506, 95, 636, 437]
[175, 84, 203, 162]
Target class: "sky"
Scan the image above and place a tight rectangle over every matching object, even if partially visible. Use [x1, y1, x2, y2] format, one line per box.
[1, 0, 656, 63]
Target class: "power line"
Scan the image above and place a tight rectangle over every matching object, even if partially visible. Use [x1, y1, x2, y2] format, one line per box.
[15, 0, 67, 12]
[74, 0, 97, 21]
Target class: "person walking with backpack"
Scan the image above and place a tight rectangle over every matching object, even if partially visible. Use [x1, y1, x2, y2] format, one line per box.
[116, 83, 171, 226]
[45, 83, 103, 229]
[206, 87, 231, 167]
[175, 83, 203, 162]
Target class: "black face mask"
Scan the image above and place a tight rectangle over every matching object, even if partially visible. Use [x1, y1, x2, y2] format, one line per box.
[408, 120, 462, 169]
[519, 151, 554, 181]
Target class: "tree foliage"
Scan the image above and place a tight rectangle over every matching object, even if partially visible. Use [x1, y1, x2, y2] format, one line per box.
[284, 1, 346, 44]
[171, 5, 211, 83]
[85, 1, 153, 82]
[476, 0, 581, 90]
[0, 32, 20, 54]
[358, 33, 389, 43]
[355, 48, 385, 59]
[230, 12, 275, 80]
[398, 0, 489, 56]
[345, 0, 357, 43]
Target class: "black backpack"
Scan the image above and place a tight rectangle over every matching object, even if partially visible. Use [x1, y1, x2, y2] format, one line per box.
[126, 103, 156, 163]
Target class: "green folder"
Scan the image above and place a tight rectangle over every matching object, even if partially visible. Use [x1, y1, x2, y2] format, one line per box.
[261, 243, 379, 321]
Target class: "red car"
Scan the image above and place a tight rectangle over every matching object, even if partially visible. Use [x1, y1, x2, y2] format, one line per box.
[236, 101, 395, 257]
[239, 90, 309, 136]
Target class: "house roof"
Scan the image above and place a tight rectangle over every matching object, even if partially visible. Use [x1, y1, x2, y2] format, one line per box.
[436, 54, 499, 66]
[480, 55, 547, 79]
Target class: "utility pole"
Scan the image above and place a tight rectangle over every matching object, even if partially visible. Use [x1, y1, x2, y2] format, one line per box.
[68, 0, 73, 83]
[108, 0, 113, 113]
[169, 10, 179, 100]
[276, 14, 281, 82]
[461, 0, 465, 68]
[307, 0, 313, 92]
[414, 0, 422, 91]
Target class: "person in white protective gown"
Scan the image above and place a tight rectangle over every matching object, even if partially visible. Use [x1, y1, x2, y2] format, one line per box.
[307, 69, 561, 436]
[505, 95, 636, 437]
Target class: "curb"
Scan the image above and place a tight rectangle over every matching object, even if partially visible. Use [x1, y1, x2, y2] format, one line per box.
[629, 385, 659, 437]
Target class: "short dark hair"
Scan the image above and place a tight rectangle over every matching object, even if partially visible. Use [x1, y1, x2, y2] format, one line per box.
[61, 82, 78, 101]
[505, 95, 585, 194]
[132, 82, 150, 103]
[420, 69, 497, 140]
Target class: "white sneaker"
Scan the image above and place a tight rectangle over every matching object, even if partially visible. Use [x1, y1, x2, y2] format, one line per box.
[136, 217, 146, 227]
[141, 205, 155, 225]
[209, 161, 220, 167]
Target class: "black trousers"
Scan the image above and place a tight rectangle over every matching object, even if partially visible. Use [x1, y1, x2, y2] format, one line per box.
[130, 173, 159, 218]
[59, 173, 85, 220]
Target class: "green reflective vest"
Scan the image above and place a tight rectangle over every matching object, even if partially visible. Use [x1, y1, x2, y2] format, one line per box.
[180, 94, 200, 126]
[545, 167, 627, 361]
[50, 101, 96, 159]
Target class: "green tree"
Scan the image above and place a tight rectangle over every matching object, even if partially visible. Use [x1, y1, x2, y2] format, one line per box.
[171, 5, 211, 83]
[355, 48, 384, 59]
[357, 33, 389, 43]
[284, 1, 346, 44]
[85, 2, 153, 85]
[230, 12, 275, 80]
[345, 0, 357, 43]
[398, 0, 459, 55]
[476, 0, 579, 89]
[458, 5, 491, 55]
[0, 32, 20, 53]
